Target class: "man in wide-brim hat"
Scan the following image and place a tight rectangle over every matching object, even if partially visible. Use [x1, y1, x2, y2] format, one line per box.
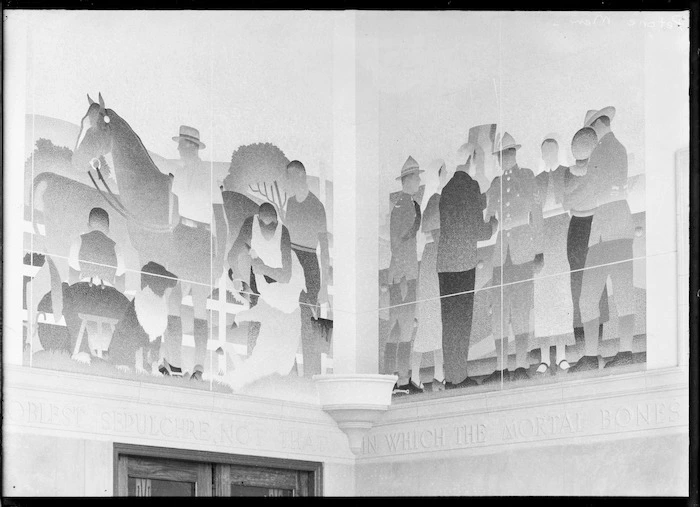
[386, 155, 423, 395]
[491, 131, 522, 155]
[482, 132, 544, 385]
[172, 124, 207, 150]
[394, 155, 424, 181]
[167, 124, 224, 382]
[568, 106, 638, 373]
[583, 106, 616, 128]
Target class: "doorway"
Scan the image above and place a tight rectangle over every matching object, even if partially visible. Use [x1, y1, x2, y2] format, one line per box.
[114, 444, 321, 496]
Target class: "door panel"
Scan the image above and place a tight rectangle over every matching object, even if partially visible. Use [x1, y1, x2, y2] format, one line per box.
[118, 456, 211, 497]
[221, 464, 305, 497]
[229, 485, 293, 497]
[128, 477, 196, 497]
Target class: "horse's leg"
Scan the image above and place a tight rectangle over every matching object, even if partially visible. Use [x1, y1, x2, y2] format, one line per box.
[191, 284, 210, 376]
[163, 281, 184, 373]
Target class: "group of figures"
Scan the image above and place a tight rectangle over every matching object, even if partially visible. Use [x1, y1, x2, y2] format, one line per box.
[28, 94, 331, 392]
[382, 106, 643, 395]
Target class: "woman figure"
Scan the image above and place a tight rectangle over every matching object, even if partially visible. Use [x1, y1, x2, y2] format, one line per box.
[409, 161, 449, 391]
[532, 136, 575, 374]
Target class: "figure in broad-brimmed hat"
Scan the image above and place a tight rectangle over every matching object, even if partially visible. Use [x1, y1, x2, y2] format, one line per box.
[491, 131, 522, 154]
[386, 156, 423, 395]
[583, 106, 616, 128]
[482, 132, 544, 385]
[568, 107, 638, 373]
[395, 155, 424, 180]
[167, 124, 224, 382]
[172, 125, 207, 150]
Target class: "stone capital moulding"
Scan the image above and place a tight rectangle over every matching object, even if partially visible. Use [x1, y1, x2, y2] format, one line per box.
[313, 374, 398, 455]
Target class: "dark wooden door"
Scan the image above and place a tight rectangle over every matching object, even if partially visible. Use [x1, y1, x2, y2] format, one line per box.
[115, 445, 320, 497]
[216, 464, 310, 497]
[117, 456, 212, 497]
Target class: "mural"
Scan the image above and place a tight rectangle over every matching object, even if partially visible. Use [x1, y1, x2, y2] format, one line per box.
[23, 100, 334, 393]
[380, 113, 647, 396]
[16, 11, 657, 403]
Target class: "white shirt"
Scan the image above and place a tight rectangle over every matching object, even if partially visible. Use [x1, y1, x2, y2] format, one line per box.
[249, 215, 306, 313]
[170, 158, 223, 224]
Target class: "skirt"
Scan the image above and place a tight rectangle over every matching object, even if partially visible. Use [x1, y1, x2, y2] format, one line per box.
[413, 242, 442, 353]
[532, 212, 575, 348]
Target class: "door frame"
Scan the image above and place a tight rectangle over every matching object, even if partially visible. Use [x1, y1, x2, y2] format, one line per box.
[113, 443, 323, 496]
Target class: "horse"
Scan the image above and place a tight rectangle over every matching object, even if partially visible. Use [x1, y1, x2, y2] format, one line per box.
[71, 93, 229, 377]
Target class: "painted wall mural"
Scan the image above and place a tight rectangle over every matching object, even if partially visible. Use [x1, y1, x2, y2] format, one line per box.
[15, 11, 668, 403]
[20, 12, 335, 398]
[380, 118, 647, 396]
[370, 12, 649, 397]
[24, 104, 334, 393]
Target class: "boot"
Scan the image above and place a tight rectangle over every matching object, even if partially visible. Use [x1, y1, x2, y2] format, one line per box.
[604, 351, 634, 368]
[605, 314, 637, 368]
[482, 369, 510, 384]
[569, 318, 600, 373]
[160, 315, 183, 376]
[511, 367, 530, 382]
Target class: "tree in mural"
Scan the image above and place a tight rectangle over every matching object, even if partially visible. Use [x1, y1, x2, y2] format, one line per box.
[26, 138, 73, 172]
[25, 138, 112, 179]
[223, 142, 290, 222]
[25, 138, 113, 203]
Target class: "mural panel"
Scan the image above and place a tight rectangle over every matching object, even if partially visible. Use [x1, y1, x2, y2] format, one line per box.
[20, 12, 334, 398]
[367, 11, 649, 397]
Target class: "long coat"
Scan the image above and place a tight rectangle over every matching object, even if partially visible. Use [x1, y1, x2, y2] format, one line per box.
[436, 171, 492, 274]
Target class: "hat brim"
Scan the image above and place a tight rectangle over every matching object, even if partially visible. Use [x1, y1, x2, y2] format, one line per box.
[395, 169, 425, 180]
[172, 135, 206, 149]
[584, 106, 616, 127]
[492, 144, 521, 155]
[458, 142, 476, 155]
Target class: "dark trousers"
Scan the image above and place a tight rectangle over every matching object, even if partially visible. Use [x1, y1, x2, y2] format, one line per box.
[293, 248, 322, 377]
[438, 269, 476, 384]
[567, 215, 609, 329]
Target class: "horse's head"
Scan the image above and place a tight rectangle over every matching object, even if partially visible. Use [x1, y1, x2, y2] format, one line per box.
[72, 93, 114, 171]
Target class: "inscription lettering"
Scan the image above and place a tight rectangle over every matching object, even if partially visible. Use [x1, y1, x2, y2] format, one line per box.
[457, 424, 486, 445]
[12, 401, 86, 429]
[601, 402, 683, 430]
[501, 412, 583, 441]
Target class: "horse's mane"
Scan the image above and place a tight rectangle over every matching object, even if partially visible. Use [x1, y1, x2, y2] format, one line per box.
[108, 108, 167, 178]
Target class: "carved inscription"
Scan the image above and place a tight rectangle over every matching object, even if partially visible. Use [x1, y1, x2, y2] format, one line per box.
[361, 399, 686, 456]
[600, 402, 682, 430]
[501, 412, 584, 441]
[6, 399, 336, 455]
[363, 425, 486, 455]
[7, 400, 87, 429]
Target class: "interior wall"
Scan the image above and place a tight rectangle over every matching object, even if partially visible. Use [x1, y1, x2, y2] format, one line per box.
[355, 432, 688, 496]
[2, 433, 113, 496]
[2, 432, 355, 497]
